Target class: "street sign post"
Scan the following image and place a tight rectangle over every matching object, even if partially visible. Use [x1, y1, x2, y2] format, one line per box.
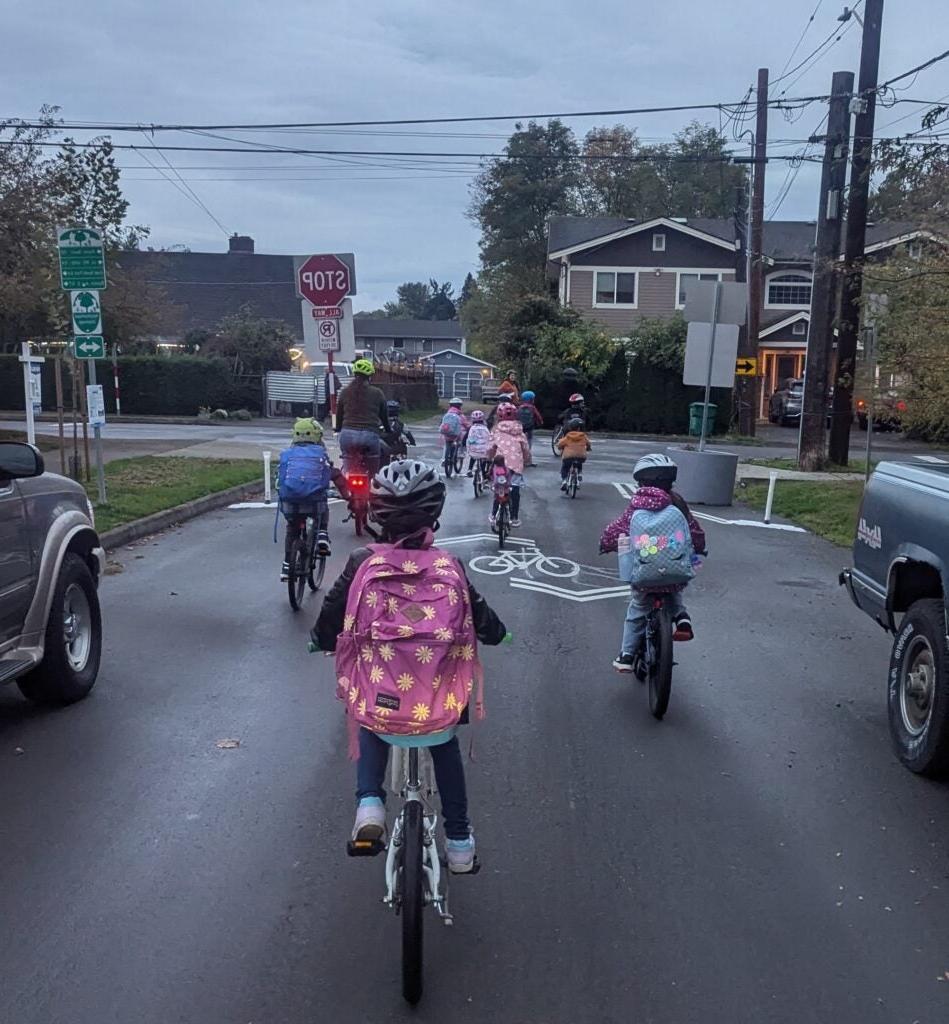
[57, 227, 107, 290]
[683, 323, 740, 388]
[18, 343, 45, 446]
[72, 337, 106, 359]
[294, 253, 357, 417]
[735, 357, 758, 376]
[318, 318, 341, 352]
[86, 385, 106, 427]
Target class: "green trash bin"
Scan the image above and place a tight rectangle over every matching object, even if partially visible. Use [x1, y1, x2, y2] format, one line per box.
[688, 401, 717, 436]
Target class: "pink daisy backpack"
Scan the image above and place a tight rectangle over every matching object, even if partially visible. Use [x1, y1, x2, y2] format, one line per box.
[335, 536, 483, 755]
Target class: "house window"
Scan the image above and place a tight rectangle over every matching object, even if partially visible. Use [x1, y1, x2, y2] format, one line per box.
[652, 233, 666, 252]
[677, 271, 722, 308]
[767, 272, 812, 307]
[594, 271, 637, 306]
[421, 339, 433, 352]
[909, 241, 923, 259]
[793, 321, 807, 336]
[393, 338, 405, 349]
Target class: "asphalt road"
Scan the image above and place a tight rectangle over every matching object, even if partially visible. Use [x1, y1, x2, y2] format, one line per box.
[3, 453, 949, 1023]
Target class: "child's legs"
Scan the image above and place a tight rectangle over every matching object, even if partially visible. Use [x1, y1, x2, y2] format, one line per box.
[621, 590, 652, 656]
[283, 513, 301, 559]
[509, 475, 523, 517]
[429, 736, 470, 840]
[560, 459, 570, 480]
[668, 590, 687, 618]
[355, 729, 390, 803]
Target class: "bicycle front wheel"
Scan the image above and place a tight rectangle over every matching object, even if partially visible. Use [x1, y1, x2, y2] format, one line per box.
[550, 428, 562, 456]
[401, 801, 425, 1005]
[308, 553, 327, 592]
[287, 538, 307, 611]
[648, 606, 674, 720]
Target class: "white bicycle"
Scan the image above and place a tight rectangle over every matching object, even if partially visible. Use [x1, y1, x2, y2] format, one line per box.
[348, 743, 463, 1005]
[468, 549, 580, 578]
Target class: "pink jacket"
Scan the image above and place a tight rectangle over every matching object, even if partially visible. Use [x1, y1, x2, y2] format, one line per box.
[599, 486, 706, 555]
[487, 421, 530, 475]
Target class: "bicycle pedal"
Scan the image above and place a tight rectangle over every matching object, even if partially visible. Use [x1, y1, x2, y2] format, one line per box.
[346, 838, 386, 857]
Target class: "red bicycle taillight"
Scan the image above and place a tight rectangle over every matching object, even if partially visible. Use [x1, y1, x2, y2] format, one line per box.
[347, 474, 369, 494]
[856, 399, 866, 410]
[896, 401, 907, 412]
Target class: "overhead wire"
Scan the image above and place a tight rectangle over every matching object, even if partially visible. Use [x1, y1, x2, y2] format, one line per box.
[778, 0, 827, 79]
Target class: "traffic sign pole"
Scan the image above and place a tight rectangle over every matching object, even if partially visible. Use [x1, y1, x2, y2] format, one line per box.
[87, 358, 107, 504]
[19, 343, 45, 447]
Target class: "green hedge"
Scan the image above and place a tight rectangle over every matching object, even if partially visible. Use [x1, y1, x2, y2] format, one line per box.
[0, 355, 261, 415]
[530, 352, 731, 434]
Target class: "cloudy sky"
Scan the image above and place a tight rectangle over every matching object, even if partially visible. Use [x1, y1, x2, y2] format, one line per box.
[7, 0, 948, 309]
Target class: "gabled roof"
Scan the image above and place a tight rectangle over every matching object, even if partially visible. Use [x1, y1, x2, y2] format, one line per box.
[353, 318, 464, 339]
[759, 311, 810, 338]
[428, 349, 496, 367]
[113, 249, 301, 334]
[864, 225, 943, 254]
[548, 216, 736, 258]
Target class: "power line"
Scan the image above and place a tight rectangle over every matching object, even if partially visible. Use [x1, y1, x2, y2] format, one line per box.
[877, 48, 949, 93]
[778, 0, 827, 79]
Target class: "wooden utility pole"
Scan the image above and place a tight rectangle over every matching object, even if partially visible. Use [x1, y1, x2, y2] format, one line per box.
[799, 70, 855, 470]
[829, 0, 884, 465]
[743, 67, 769, 436]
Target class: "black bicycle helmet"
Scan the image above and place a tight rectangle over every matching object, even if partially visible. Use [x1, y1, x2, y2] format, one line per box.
[566, 417, 584, 431]
[386, 399, 401, 415]
[369, 459, 445, 535]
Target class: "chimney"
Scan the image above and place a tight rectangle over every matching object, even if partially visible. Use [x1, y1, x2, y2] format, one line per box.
[228, 233, 254, 254]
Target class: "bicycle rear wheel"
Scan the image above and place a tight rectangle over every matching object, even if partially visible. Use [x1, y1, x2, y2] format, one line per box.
[473, 467, 483, 499]
[550, 427, 563, 456]
[568, 468, 578, 499]
[401, 801, 425, 1005]
[648, 605, 674, 720]
[287, 538, 307, 611]
[444, 446, 455, 479]
[454, 448, 465, 474]
[497, 505, 508, 550]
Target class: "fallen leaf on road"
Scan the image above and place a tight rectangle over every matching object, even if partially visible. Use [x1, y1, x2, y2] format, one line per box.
[216, 738, 240, 749]
[169, 591, 178, 596]
[104, 561, 124, 576]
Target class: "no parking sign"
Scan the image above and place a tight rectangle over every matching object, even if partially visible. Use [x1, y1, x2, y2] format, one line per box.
[318, 318, 340, 352]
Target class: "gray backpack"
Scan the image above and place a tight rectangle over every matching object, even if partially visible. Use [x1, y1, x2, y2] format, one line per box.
[618, 505, 695, 588]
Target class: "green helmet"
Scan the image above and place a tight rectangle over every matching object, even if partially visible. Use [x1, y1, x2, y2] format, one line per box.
[353, 358, 375, 376]
[293, 417, 323, 442]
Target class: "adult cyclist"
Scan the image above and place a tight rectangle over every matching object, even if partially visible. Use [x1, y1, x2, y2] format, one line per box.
[335, 358, 388, 476]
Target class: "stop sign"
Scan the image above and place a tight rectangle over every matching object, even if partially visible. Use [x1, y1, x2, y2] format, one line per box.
[297, 253, 351, 307]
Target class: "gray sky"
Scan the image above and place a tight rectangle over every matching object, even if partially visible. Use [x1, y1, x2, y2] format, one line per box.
[7, 0, 948, 309]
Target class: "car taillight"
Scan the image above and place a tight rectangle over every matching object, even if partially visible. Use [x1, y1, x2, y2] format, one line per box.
[856, 399, 866, 410]
[896, 401, 907, 412]
[347, 474, 369, 494]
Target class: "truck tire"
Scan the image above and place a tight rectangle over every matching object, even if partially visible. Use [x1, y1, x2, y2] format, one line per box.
[18, 554, 102, 706]
[888, 599, 949, 777]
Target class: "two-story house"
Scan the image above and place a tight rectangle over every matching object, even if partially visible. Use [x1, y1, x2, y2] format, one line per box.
[547, 215, 930, 420]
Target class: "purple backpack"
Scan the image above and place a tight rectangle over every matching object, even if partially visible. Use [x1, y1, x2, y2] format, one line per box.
[335, 537, 483, 755]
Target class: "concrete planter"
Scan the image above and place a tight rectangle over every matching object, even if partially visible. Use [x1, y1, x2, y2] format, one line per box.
[672, 446, 740, 506]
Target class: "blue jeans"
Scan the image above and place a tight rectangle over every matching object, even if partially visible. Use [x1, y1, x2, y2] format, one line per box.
[621, 589, 686, 657]
[339, 428, 381, 476]
[356, 729, 470, 840]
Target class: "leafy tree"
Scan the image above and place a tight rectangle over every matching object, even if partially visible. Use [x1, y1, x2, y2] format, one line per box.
[458, 272, 478, 312]
[384, 280, 431, 318]
[468, 119, 580, 288]
[201, 306, 293, 377]
[532, 318, 619, 380]
[624, 314, 688, 371]
[422, 279, 456, 320]
[872, 108, 949, 225]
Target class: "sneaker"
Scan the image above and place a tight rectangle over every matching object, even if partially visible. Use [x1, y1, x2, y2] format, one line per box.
[352, 797, 386, 844]
[466, 470, 474, 477]
[446, 833, 476, 874]
[673, 615, 694, 642]
[612, 652, 635, 673]
[280, 560, 290, 582]
[560, 482, 567, 491]
[510, 518, 521, 528]
[317, 532, 331, 556]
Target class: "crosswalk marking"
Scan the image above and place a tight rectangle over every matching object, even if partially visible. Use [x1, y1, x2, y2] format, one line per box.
[915, 455, 949, 464]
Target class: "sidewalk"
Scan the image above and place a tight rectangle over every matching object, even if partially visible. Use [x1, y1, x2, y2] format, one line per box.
[737, 464, 865, 483]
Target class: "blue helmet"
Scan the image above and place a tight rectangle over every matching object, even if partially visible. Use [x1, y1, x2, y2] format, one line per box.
[521, 390, 536, 402]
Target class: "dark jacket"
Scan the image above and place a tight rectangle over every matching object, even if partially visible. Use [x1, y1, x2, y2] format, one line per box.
[335, 379, 388, 433]
[382, 416, 416, 457]
[312, 545, 507, 652]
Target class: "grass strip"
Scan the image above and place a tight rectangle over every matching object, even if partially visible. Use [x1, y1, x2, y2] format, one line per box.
[745, 456, 868, 474]
[738, 479, 864, 547]
[87, 456, 261, 533]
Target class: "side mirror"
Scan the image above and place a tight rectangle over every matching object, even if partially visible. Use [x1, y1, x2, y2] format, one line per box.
[0, 442, 45, 481]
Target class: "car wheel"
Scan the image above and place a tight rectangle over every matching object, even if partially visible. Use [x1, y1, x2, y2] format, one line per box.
[17, 553, 102, 706]
[887, 599, 949, 777]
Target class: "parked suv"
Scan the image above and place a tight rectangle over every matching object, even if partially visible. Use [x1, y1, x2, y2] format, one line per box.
[0, 441, 104, 704]
[768, 378, 803, 427]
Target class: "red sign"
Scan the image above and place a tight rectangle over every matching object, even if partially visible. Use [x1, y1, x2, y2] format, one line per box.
[311, 306, 342, 319]
[297, 254, 351, 308]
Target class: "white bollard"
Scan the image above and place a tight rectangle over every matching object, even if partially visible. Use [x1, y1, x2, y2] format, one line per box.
[764, 470, 777, 524]
[263, 450, 273, 504]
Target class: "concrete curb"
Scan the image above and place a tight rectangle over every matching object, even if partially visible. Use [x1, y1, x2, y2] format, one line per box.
[100, 481, 264, 551]
[737, 465, 865, 482]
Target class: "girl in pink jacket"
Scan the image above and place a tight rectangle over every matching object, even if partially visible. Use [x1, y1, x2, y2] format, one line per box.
[485, 404, 530, 527]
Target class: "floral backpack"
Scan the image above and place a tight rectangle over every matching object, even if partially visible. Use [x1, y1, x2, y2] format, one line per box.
[335, 536, 483, 756]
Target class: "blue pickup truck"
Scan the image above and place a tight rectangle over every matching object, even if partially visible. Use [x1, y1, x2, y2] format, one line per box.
[841, 461, 949, 776]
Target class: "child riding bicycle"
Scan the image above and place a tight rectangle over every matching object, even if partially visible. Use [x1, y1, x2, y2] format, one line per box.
[599, 454, 707, 674]
[439, 397, 467, 470]
[277, 418, 348, 580]
[485, 403, 530, 528]
[556, 416, 591, 491]
[464, 409, 492, 477]
[381, 399, 416, 461]
[311, 459, 507, 873]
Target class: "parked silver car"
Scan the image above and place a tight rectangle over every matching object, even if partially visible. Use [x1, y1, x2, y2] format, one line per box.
[0, 442, 104, 704]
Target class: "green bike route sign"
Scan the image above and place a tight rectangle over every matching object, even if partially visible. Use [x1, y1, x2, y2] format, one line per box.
[57, 227, 107, 290]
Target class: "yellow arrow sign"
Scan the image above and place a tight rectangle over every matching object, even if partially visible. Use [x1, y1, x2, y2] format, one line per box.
[735, 357, 757, 376]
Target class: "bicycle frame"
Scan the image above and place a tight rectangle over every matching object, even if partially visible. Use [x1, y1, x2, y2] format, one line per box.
[383, 746, 453, 925]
